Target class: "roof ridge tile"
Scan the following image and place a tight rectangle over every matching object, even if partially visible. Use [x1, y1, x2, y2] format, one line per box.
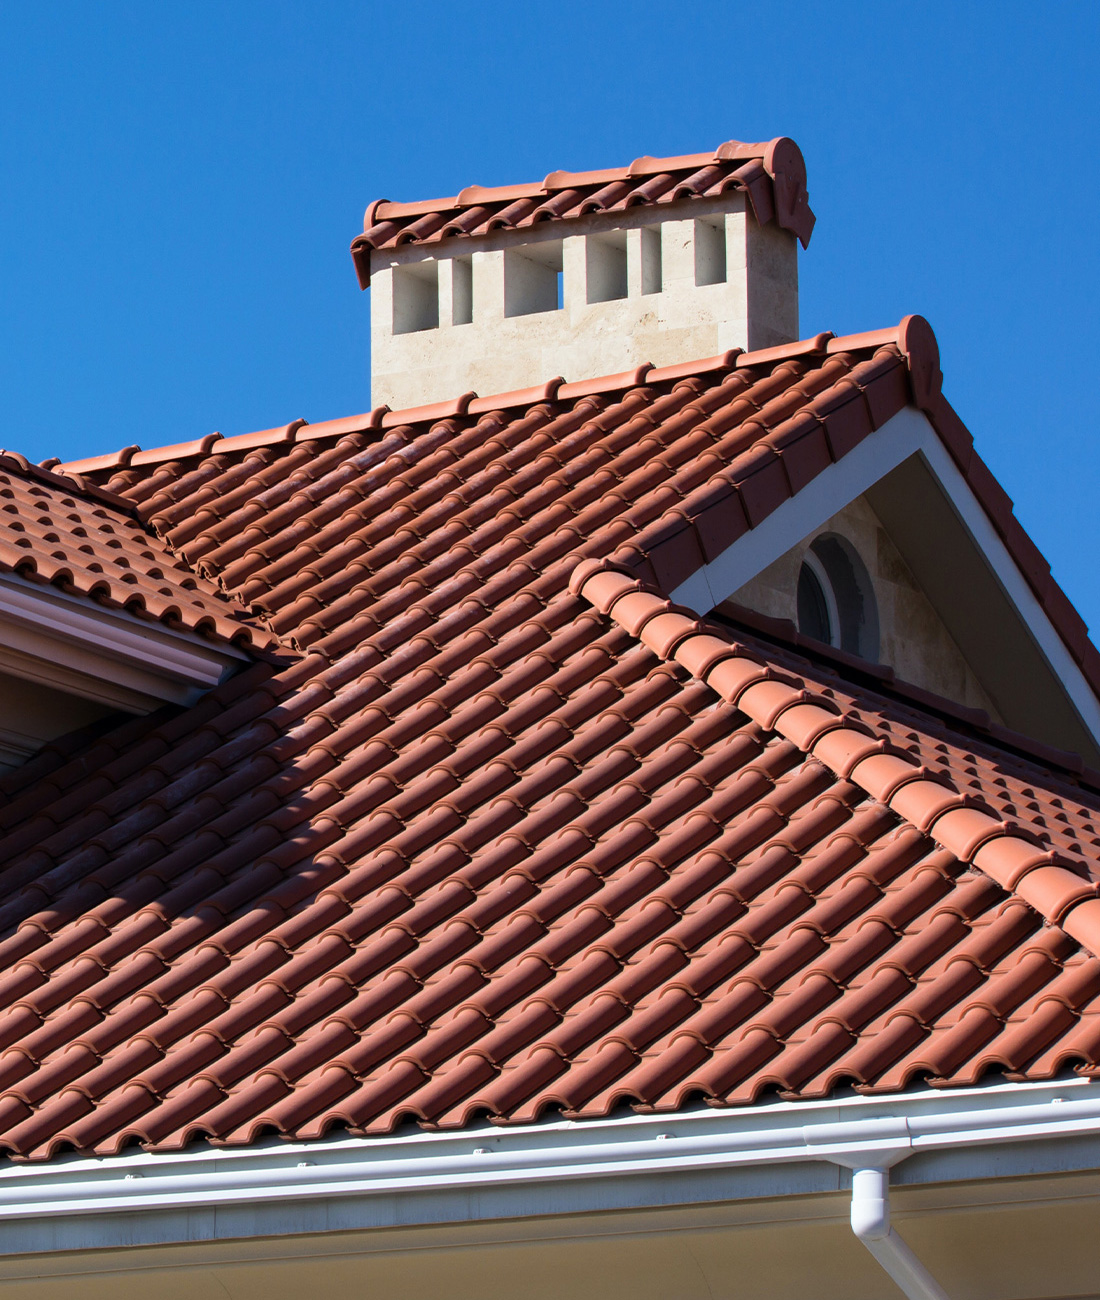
[6, 451, 135, 514]
[558, 365, 654, 402]
[736, 333, 834, 370]
[352, 138, 815, 285]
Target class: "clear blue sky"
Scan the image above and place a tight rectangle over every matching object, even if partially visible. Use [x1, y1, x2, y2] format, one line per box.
[1, 3, 1098, 629]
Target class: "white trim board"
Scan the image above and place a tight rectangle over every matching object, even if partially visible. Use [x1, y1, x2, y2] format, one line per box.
[670, 405, 1100, 759]
[0, 571, 249, 713]
[0, 1078, 1098, 1259]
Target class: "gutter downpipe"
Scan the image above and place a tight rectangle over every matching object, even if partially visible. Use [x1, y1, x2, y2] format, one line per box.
[851, 1167, 950, 1300]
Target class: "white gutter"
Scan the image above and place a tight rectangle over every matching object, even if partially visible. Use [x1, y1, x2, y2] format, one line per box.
[851, 1167, 949, 1300]
[3, 1078, 1099, 1293]
[2, 1077, 1098, 1223]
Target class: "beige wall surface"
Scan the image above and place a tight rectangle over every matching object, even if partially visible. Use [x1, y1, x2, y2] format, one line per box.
[5, 1177, 1100, 1300]
[725, 494, 1002, 718]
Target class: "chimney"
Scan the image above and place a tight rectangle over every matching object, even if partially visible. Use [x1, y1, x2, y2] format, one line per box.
[352, 139, 815, 412]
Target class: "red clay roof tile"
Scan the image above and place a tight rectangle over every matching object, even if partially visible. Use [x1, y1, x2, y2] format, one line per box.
[0, 319, 1095, 1161]
[350, 138, 816, 287]
[0, 457, 275, 652]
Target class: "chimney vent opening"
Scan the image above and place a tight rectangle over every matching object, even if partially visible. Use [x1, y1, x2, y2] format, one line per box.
[369, 180, 800, 411]
[641, 226, 663, 295]
[586, 231, 628, 304]
[504, 242, 564, 318]
[393, 261, 440, 334]
[452, 256, 473, 325]
[694, 217, 727, 287]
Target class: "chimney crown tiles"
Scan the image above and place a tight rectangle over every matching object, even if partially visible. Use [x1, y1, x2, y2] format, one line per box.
[356, 138, 815, 411]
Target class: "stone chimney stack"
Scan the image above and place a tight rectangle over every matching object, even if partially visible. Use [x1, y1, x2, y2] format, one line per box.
[352, 139, 815, 412]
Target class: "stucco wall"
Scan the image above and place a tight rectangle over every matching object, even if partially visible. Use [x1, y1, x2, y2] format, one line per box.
[724, 494, 1002, 718]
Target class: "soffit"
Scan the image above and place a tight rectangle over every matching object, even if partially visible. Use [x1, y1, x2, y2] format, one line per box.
[3, 1169, 1100, 1300]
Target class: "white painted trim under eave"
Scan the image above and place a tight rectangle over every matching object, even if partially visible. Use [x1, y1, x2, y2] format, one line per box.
[669, 405, 1100, 752]
[0, 723, 47, 767]
[0, 572, 250, 712]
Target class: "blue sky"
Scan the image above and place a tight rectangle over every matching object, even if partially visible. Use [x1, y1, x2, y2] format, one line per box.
[1, 3, 1098, 629]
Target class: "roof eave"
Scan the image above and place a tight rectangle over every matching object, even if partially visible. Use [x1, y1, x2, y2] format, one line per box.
[1, 1077, 1097, 1257]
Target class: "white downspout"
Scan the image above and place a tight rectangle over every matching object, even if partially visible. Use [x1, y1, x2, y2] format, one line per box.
[851, 1167, 950, 1300]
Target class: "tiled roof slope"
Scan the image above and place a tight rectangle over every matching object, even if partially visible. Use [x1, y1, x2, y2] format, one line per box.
[350, 137, 815, 287]
[0, 323, 1095, 1162]
[0, 448, 272, 652]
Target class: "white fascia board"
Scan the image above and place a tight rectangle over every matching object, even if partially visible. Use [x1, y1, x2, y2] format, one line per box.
[669, 405, 1100, 751]
[4, 1077, 1100, 1237]
[669, 407, 927, 614]
[0, 572, 249, 711]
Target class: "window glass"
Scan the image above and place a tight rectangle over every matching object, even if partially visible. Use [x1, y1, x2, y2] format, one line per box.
[796, 535, 879, 661]
[797, 560, 833, 645]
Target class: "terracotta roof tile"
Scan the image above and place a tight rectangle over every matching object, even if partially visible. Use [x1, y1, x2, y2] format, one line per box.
[0, 453, 274, 653]
[349, 138, 816, 287]
[0, 319, 1096, 1160]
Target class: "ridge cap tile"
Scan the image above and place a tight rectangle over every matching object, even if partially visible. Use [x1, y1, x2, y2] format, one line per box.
[578, 566, 1100, 958]
[353, 138, 815, 284]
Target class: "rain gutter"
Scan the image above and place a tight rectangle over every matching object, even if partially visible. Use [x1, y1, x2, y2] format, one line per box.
[3, 1077, 1100, 1292]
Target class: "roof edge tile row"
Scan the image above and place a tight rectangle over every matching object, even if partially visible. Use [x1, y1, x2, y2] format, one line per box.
[4, 449, 134, 514]
[53, 324, 898, 478]
[715, 598, 1100, 788]
[572, 561, 1100, 961]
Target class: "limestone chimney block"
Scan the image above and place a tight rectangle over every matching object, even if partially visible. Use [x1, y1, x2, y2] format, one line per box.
[369, 193, 799, 412]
